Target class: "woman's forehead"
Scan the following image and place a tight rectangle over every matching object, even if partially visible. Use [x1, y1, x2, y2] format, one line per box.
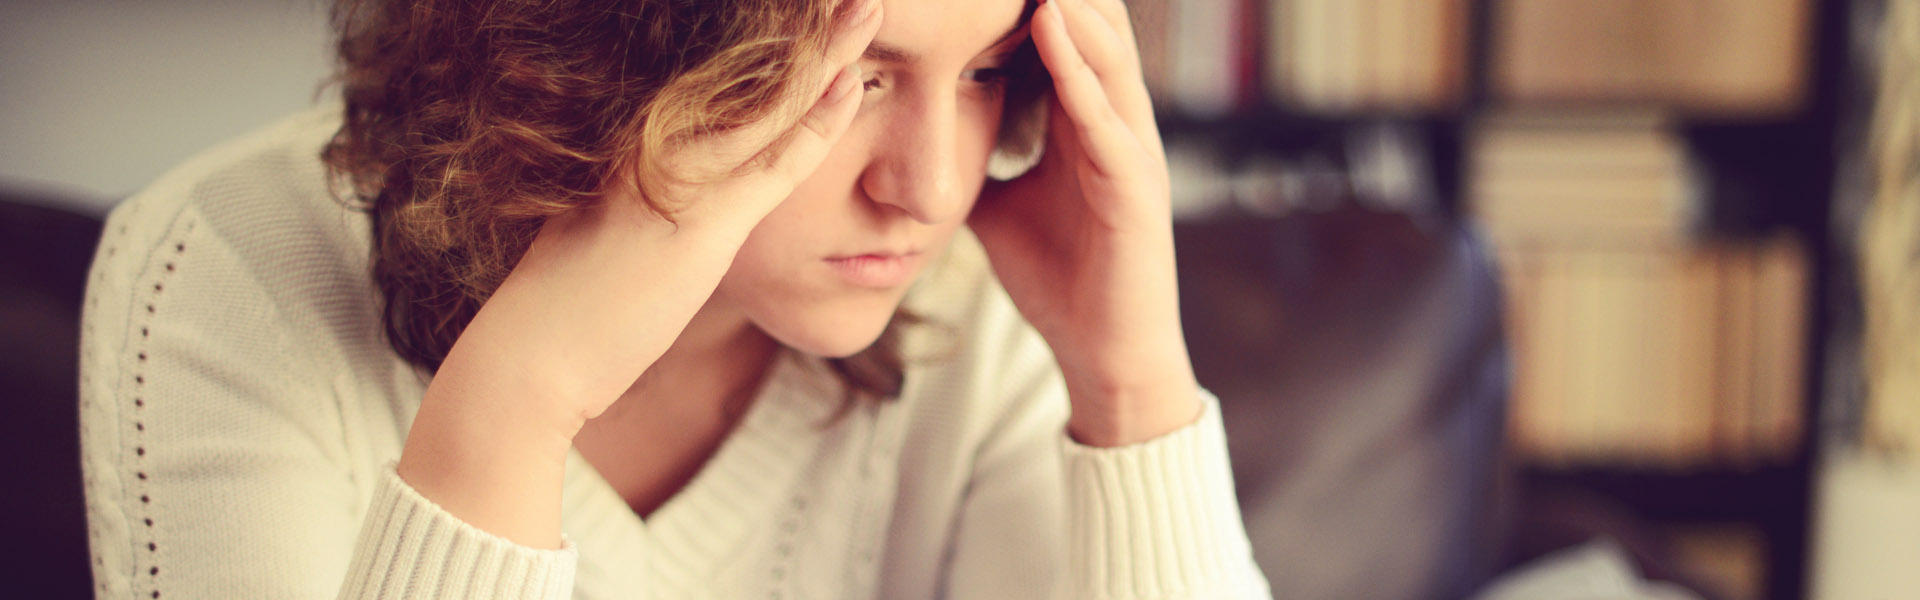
[867, 0, 1030, 64]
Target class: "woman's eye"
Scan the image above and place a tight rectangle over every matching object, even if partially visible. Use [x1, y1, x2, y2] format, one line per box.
[862, 75, 883, 91]
[964, 67, 1010, 85]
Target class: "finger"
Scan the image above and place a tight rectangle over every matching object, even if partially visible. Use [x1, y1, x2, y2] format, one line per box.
[769, 63, 864, 184]
[801, 0, 878, 116]
[823, 0, 883, 74]
[1032, 0, 1137, 177]
[1057, 0, 1158, 151]
[1084, 0, 1138, 52]
[744, 0, 876, 179]
[1058, 0, 1136, 75]
[647, 1, 877, 195]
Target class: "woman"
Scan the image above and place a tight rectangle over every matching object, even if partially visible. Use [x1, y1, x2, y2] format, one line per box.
[79, 0, 1269, 597]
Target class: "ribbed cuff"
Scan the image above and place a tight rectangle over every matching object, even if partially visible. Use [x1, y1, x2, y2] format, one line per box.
[337, 463, 577, 600]
[1060, 389, 1265, 599]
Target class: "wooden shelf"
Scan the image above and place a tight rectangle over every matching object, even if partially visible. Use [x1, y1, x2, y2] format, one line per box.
[1143, 1, 1850, 598]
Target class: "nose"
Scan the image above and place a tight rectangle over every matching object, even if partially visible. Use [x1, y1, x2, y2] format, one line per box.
[860, 93, 965, 225]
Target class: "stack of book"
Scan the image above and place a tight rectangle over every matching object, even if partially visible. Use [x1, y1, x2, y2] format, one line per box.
[1264, 0, 1468, 113]
[1128, 0, 1808, 118]
[1129, 0, 1468, 117]
[1471, 111, 1699, 247]
[1472, 112, 1810, 468]
[1492, 0, 1812, 116]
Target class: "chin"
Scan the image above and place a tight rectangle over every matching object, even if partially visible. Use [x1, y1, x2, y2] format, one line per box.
[749, 295, 903, 359]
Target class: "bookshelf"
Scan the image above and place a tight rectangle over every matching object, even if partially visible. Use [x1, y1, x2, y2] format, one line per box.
[1141, 1, 1848, 598]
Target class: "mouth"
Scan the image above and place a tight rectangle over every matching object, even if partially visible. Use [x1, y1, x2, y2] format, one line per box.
[823, 249, 926, 288]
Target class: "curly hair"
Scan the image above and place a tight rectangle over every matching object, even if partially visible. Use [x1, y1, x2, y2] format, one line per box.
[322, 0, 1045, 402]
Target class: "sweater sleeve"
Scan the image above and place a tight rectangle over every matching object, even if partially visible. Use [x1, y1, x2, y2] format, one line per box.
[930, 279, 1270, 599]
[1059, 390, 1272, 599]
[336, 464, 576, 599]
[939, 379, 1271, 600]
[79, 194, 577, 599]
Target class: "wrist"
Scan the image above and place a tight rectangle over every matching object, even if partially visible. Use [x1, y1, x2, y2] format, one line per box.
[1062, 366, 1203, 447]
[398, 364, 577, 549]
[605, 187, 760, 251]
[480, 199, 750, 421]
[422, 341, 598, 445]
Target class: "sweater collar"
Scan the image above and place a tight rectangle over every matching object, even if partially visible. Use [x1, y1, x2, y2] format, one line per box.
[558, 349, 846, 594]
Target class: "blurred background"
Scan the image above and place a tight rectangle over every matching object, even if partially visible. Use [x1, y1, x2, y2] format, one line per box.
[2, 0, 1916, 599]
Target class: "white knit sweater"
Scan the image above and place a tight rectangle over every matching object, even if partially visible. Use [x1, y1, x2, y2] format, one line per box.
[78, 104, 1270, 599]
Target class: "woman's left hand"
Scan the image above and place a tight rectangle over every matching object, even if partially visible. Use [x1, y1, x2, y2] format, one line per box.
[968, 0, 1200, 447]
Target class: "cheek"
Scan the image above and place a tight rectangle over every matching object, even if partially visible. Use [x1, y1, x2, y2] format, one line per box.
[960, 98, 1005, 179]
[943, 99, 1004, 215]
[716, 201, 900, 357]
[729, 139, 865, 271]
[723, 205, 820, 301]
[717, 243, 909, 358]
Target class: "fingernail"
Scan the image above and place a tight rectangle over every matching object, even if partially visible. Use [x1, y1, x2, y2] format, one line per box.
[840, 0, 875, 28]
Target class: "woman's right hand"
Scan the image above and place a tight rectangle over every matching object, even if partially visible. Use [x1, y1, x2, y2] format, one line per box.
[395, 0, 881, 549]
[490, 0, 881, 429]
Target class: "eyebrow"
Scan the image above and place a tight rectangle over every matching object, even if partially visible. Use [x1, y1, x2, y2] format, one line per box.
[862, 12, 1033, 64]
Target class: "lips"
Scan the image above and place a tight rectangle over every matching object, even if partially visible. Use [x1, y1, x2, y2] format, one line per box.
[823, 248, 925, 288]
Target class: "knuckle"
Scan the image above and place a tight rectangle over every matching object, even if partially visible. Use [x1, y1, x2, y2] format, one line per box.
[798, 114, 830, 140]
[1058, 59, 1096, 85]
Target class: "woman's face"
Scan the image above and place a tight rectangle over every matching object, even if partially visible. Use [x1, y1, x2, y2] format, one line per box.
[713, 0, 1032, 357]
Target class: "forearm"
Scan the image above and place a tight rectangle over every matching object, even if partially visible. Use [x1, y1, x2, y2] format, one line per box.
[396, 200, 748, 549]
[1055, 310, 1202, 447]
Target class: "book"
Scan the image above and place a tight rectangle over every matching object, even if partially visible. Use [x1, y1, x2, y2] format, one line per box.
[1715, 244, 1758, 465]
[1265, 0, 1467, 113]
[1753, 235, 1808, 460]
[1473, 111, 1811, 468]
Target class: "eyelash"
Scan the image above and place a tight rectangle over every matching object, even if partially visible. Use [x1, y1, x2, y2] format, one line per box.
[966, 67, 1012, 88]
[858, 68, 1012, 94]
